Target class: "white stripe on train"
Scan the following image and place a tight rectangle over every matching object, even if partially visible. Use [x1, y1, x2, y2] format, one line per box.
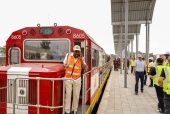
[7, 67, 31, 114]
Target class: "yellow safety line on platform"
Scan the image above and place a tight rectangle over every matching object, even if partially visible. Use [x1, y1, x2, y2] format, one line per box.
[85, 69, 111, 114]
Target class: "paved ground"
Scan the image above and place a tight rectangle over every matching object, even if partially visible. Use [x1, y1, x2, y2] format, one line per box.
[97, 68, 160, 114]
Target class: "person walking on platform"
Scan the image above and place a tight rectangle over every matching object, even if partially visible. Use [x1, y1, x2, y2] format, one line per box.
[130, 58, 135, 73]
[150, 58, 165, 113]
[133, 54, 147, 95]
[143, 58, 148, 85]
[148, 57, 155, 87]
[63, 45, 87, 114]
[158, 56, 170, 114]
[113, 58, 118, 71]
[163, 51, 170, 66]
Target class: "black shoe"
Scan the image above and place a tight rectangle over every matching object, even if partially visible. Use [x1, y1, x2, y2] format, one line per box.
[141, 90, 143, 93]
[65, 112, 69, 114]
[149, 85, 153, 87]
[135, 92, 138, 95]
[71, 111, 77, 114]
[159, 109, 165, 113]
[158, 106, 161, 110]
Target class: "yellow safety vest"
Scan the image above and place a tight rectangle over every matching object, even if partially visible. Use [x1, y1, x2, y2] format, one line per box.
[131, 60, 135, 66]
[163, 67, 170, 95]
[148, 62, 155, 72]
[163, 60, 168, 66]
[153, 65, 165, 86]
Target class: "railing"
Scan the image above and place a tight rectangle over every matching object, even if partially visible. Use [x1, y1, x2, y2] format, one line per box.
[0, 61, 112, 114]
[81, 61, 112, 114]
[0, 76, 73, 114]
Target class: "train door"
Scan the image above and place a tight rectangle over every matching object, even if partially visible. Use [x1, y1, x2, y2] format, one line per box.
[73, 41, 86, 98]
[74, 40, 91, 106]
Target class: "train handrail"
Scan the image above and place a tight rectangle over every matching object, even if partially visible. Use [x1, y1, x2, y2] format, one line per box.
[0, 61, 113, 114]
[82, 61, 112, 114]
[11, 77, 73, 114]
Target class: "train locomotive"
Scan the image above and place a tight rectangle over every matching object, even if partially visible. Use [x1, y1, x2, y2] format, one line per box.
[0, 23, 112, 114]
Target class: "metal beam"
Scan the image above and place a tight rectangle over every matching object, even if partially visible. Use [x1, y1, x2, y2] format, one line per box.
[113, 33, 140, 35]
[112, 20, 152, 25]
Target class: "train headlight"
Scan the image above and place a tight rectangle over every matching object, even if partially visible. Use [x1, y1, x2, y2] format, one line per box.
[39, 27, 53, 35]
[22, 30, 27, 36]
[58, 28, 64, 35]
[30, 29, 36, 36]
[66, 29, 71, 35]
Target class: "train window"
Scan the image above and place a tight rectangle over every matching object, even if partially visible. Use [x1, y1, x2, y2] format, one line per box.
[9, 48, 20, 64]
[92, 49, 99, 68]
[85, 47, 90, 66]
[24, 39, 69, 61]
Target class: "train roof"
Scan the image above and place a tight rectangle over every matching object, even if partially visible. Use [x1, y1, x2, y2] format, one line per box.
[7, 24, 106, 52]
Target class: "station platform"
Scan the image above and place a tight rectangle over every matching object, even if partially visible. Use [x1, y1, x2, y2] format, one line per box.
[97, 68, 160, 114]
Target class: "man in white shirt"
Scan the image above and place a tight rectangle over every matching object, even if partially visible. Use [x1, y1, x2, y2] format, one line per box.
[133, 54, 147, 95]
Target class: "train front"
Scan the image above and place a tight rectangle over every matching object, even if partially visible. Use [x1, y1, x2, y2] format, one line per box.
[0, 23, 73, 114]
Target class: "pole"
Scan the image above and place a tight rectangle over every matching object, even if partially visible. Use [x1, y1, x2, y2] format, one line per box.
[146, 24, 150, 62]
[136, 34, 139, 59]
[120, 25, 122, 74]
[131, 39, 133, 58]
[124, 0, 128, 88]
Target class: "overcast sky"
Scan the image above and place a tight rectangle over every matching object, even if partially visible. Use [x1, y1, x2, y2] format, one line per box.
[0, 0, 168, 55]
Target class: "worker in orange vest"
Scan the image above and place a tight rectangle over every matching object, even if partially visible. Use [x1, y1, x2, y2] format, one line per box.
[63, 45, 87, 114]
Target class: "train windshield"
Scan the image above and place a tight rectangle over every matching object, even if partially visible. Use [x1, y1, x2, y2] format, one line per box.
[24, 39, 69, 61]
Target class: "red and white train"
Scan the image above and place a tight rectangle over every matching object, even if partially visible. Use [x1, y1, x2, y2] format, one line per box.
[0, 23, 112, 114]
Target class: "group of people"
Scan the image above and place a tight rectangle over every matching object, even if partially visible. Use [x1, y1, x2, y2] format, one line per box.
[113, 58, 130, 72]
[133, 52, 170, 114]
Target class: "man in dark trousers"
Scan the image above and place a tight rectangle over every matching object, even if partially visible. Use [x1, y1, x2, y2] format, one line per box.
[150, 58, 165, 113]
[133, 54, 147, 95]
[158, 56, 170, 114]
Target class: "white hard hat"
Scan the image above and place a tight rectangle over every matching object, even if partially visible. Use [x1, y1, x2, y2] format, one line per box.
[73, 45, 81, 51]
[168, 56, 170, 61]
[165, 51, 170, 55]
[149, 57, 154, 60]
[138, 54, 142, 58]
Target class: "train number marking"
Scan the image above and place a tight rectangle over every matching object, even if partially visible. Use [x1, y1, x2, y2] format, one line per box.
[11, 35, 21, 39]
[73, 33, 85, 38]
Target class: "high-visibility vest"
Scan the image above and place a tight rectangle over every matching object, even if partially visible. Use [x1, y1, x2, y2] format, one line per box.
[163, 67, 170, 95]
[163, 60, 168, 66]
[65, 53, 82, 80]
[148, 62, 155, 72]
[153, 65, 165, 86]
[131, 60, 135, 66]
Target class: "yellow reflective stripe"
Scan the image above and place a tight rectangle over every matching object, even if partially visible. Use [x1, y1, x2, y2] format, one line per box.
[66, 71, 72, 74]
[74, 66, 81, 69]
[163, 67, 170, 93]
[131, 61, 134, 66]
[154, 66, 158, 85]
[69, 65, 74, 68]
[72, 72, 80, 76]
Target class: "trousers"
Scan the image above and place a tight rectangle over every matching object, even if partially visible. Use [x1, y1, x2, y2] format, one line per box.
[135, 71, 144, 92]
[154, 85, 164, 112]
[164, 93, 170, 114]
[65, 78, 81, 113]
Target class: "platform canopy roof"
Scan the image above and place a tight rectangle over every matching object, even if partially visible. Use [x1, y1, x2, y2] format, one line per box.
[111, 0, 156, 54]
